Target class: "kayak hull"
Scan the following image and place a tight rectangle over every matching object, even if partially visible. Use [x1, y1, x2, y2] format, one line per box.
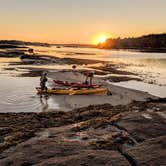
[36, 87, 109, 95]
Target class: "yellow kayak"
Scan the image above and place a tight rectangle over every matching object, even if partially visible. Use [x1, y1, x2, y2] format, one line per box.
[36, 87, 109, 95]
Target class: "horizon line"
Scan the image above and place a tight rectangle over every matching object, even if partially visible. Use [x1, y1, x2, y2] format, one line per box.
[0, 32, 166, 45]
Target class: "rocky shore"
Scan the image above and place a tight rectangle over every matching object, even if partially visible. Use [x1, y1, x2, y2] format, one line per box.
[0, 45, 166, 165]
[0, 98, 166, 165]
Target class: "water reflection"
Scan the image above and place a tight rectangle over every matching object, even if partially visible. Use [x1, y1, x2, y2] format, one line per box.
[0, 75, 60, 113]
[40, 95, 49, 112]
[39, 95, 61, 112]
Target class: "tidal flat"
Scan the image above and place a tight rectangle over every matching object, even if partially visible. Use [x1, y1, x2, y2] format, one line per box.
[0, 46, 166, 165]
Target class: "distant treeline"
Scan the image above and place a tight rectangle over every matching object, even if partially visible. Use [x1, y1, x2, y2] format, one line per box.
[98, 34, 166, 52]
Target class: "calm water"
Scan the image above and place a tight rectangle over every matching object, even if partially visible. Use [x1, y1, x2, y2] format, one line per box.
[0, 46, 165, 112]
[0, 75, 60, 113]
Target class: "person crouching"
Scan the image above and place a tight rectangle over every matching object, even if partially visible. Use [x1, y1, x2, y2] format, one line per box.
[83, 71, 95, 85]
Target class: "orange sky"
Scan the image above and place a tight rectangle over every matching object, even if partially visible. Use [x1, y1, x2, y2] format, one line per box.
[0, 0, 166, 44]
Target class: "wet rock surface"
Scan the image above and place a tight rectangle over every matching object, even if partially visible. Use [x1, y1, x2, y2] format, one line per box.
[0, 98, 166, 166]
[125, 135, 166, 166]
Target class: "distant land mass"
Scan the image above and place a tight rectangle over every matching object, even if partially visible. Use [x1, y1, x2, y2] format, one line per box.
[0, 40, 95, 49]
[0, 40, 50, 48]
[98, 33, 166, 52]
[0, 33, 166, 52]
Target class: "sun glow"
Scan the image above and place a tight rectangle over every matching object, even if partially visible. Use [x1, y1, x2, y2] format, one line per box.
[92, 33, 112, 45]
[98, 36, 107, 43]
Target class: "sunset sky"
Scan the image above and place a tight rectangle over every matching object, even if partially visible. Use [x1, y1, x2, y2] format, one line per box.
[0, 0, 166, 44]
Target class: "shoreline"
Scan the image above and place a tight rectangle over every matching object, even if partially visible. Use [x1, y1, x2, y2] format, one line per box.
[0, 70, 156, 112]
[0, 47, 166, 165]
[0, 49, 165, 112]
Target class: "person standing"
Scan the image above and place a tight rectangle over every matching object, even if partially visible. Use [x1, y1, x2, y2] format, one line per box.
[40, 72, 48, 90]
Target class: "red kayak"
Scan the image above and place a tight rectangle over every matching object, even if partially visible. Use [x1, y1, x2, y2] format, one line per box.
[53, 80, 101, 88]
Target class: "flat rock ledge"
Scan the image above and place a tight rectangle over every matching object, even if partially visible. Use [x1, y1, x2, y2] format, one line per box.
[0, 98, 166, 166]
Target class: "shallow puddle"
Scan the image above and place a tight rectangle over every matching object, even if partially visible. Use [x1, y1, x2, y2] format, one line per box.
[0, 75, 60, 112]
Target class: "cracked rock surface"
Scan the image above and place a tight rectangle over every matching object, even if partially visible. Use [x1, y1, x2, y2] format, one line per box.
[0, 98, 166, 166]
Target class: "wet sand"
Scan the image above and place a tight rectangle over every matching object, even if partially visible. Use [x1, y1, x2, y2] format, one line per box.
[46, 71, 155, 110]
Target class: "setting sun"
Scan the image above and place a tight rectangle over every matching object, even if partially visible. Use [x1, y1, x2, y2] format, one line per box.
[92, 33, 112, 45]
[98, 36, 107, 43]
